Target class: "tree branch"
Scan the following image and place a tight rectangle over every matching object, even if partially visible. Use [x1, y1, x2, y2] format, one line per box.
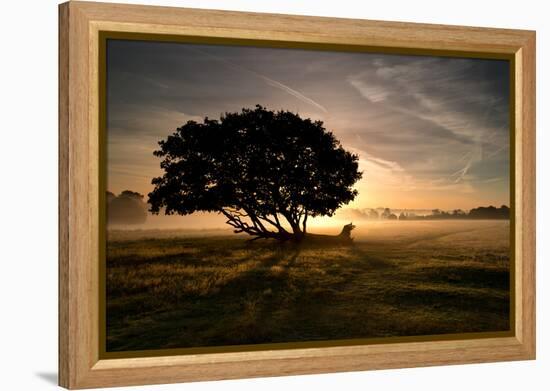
[219, 207, 290, 240]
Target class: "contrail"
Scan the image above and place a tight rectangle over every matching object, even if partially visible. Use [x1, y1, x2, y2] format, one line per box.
[187, 47, 328, 113]
[258, 76, 328, 113]
[450, 156, 473, 183]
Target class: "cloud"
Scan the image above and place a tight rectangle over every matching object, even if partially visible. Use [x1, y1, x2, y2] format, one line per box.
[348, 79, 388, 102]
[105, 40, 510, 210]
[260, 76, 328, 113]
[347, 57, 508, 148]
[186, 47, 328, 113]
[108, 104, 203, 136]
[346, 55, 509, 194]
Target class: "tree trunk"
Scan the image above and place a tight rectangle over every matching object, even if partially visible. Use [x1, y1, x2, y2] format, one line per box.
[289, 223, 355, 245]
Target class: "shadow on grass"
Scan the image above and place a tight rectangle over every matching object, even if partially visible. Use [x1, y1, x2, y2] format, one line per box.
[106, 234, 511, 351]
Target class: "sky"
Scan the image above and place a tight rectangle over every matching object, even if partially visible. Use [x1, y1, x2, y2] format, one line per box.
[106, 39, 510, 228]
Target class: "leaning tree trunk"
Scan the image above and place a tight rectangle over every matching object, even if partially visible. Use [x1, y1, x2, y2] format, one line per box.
[276, 223, 355, 245]
[298, 223, 355, 245]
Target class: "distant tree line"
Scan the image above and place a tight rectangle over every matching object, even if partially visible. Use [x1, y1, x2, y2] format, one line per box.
[107, 190, 148, 225]
[361, 205, 510, 221]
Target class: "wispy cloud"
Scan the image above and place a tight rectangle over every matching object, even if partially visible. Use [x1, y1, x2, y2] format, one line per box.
[450, 157, 473, 183]
[106, 40, 510, 210]
[346, 55, 509, 196]
[260, 76, 328, 113]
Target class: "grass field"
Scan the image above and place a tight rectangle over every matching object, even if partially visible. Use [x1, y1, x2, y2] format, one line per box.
[106, 220, 510, 352]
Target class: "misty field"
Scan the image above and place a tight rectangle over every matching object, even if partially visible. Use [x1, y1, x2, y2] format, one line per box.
[106, 220, 510, 352]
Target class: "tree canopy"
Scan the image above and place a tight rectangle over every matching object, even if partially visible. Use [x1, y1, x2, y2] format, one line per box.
[148, 105, 362, 241]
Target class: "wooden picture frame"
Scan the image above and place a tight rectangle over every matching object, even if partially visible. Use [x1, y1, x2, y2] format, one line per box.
[59, 1, 536, 389]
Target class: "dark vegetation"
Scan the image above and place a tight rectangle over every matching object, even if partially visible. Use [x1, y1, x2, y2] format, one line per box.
[107, 190, 148, 225]
[361, 205, 510, 221]
[148, 105, 362, 242]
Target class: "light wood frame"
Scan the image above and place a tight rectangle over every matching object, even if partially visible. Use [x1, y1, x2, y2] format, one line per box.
[59, 1, 536, 389]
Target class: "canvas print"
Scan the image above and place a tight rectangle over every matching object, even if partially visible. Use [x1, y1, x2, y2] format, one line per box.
[104, 39, 511, 353]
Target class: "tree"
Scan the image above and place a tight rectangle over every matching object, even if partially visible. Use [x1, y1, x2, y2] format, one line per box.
[106, 191, 116, 204]
[148, 105, 362, 241]
[381, 208, 392, 219]
[108, 190, 148, 225]
[368, 209, 379, 220]
[452, 209, 466, 217]
[468, 205, 509, 219]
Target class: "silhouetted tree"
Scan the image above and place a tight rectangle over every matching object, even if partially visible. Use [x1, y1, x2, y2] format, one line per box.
[368, 209, 379, 220]
[108, 190, 148, 224]
[432, 209, 442, 216]
[106, 191, 116, 204]
[468, 205, 509, 219]
[452, 209, 466, 217]
[401, 205, 510, 220]
[499, 205, 510, 218]
[148, 105, 362, 241]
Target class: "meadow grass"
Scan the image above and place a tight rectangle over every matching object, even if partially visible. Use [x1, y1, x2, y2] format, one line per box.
[106, 220, 510, 351]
